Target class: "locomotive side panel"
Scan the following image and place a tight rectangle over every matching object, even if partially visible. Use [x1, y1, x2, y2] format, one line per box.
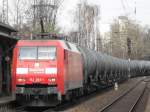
[56, 46, 65, 95]
[12, 47, 18, 91]
[64, 50, 83, 91]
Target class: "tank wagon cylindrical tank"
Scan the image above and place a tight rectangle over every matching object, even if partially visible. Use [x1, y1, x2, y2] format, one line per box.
[78, 46, 130, 88]
[78, 45, 150, 89]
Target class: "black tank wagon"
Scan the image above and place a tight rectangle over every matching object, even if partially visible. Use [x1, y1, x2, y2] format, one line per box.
[78, 45, 150, 92]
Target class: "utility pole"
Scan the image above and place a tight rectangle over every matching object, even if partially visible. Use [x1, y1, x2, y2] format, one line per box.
[118, 16, 129, 58]
[127, 37, 131, 58]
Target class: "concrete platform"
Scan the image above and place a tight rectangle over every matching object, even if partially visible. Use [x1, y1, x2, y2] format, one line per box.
[145, 99, 150, 112]
[144, 88, 150, 112]
[137, 80, 150, 112]
[0, 95, 15, 105]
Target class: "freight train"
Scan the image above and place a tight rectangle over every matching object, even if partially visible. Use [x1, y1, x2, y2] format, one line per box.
[12, 38, 150, 106]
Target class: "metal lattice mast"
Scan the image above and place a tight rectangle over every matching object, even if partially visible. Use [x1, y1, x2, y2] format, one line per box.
[32, 0, 61, 32]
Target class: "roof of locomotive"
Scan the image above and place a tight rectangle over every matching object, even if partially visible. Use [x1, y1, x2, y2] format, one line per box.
[16, 39, 80, 53]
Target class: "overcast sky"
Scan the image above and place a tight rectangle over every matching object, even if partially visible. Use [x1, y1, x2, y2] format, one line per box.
[57, 0, 150, 33]
[1, 0, 150, 33]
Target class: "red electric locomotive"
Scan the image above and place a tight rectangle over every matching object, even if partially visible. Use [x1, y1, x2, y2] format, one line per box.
[12, 39, 83, 106]
[13, 37, 150, 107]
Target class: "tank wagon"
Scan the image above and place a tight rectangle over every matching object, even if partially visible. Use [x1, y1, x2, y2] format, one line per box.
[12, 39, 150, 106]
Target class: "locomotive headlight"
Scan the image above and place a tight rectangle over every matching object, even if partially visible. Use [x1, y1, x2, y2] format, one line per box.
[48, 78, 56, 82]
[16, 68, 28, 74]
[51, 78, 56, 82]
[17, 78, 26, 82]
[45, 68, 57, 74]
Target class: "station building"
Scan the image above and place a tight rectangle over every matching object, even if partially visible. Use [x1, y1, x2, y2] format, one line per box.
[0, 22, 17, 97]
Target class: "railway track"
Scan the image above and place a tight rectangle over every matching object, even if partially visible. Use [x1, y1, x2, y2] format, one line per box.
[16, 106, 51, 112]
[15, 78, 148, 112]
[15, 78, 145, 112]
[97, 80, 147, 112]
[15, 104, 60, 112]
[16, 105, 29, 112]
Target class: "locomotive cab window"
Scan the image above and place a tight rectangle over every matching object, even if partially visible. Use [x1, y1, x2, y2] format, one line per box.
[19, 47, 37, 60]
[38, 47, 56, 60]
[19, 46, 56, 60]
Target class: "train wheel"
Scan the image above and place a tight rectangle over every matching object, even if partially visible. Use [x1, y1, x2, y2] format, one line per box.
[65, 91, 72, 101]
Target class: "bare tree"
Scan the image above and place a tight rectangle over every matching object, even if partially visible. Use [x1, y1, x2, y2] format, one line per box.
[106, 16, 145, 59]
[25, 0, 63, 33]
[13, 0, 29, 30]
[71, 0, 101, 51]
[2, 0, 8, 23]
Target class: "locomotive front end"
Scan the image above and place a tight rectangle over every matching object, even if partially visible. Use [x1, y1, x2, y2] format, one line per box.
[13, 40, 64, 106]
